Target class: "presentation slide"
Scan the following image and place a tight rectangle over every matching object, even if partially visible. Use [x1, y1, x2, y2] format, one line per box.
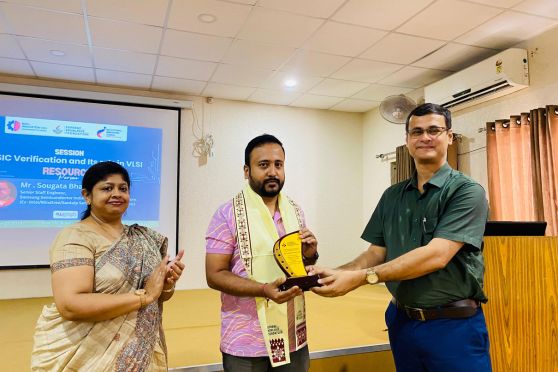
[0, 93, 180, 268]
[1, 116, 162, 227]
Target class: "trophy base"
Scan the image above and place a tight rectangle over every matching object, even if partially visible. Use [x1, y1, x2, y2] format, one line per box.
[279, 274, 321, 292]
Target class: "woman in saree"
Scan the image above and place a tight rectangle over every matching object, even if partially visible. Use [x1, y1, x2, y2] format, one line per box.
[31, 161, 184, 371]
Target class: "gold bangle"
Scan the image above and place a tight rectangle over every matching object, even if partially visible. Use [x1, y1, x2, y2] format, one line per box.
[261, 283, 268, 298]
[134, 289, 147, 309]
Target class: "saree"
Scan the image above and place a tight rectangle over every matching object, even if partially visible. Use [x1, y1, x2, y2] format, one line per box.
[31, 223, 168, 372]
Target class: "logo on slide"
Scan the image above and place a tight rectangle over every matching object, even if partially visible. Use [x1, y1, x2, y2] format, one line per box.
[96, 127, 107, 138]
[7, 120, 21, 132]
[53, 125, 63, 134]
[53, 211, 79, 219]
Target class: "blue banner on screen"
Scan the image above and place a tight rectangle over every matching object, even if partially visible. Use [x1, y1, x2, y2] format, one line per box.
[0, 115, 162, 228]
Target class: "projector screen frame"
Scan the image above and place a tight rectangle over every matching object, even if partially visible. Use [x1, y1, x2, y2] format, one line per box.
[0, 90, 182, 270]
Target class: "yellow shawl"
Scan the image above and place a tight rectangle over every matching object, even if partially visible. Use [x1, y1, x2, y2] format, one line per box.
[233, 184, 307, 367]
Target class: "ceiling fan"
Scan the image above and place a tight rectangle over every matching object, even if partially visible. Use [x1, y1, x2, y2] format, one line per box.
[379, 94, 417, 124]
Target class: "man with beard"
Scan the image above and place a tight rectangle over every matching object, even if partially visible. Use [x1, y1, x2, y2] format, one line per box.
[206, 134, 318, 371]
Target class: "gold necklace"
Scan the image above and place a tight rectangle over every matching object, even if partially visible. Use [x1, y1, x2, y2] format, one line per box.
[90, 212, 124, 241]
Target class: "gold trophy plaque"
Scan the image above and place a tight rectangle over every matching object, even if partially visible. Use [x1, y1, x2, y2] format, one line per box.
[273, 230, 320, 291]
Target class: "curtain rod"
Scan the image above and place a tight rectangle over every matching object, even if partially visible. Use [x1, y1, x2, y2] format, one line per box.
[376, 151, 395, 159]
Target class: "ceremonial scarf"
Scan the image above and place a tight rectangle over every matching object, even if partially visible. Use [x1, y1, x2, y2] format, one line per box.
[233, 184, 307, 366]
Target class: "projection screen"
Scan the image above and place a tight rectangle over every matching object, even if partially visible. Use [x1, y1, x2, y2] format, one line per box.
[0, 92, 180, 268]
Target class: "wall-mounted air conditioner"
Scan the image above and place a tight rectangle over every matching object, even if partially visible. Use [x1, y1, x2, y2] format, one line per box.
[424, 48, 529, 111]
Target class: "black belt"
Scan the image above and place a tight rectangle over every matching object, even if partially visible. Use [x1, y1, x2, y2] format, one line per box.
[392, 298, 479, 321]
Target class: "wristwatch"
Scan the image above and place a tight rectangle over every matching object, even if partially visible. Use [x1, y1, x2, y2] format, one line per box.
[134, 289, 147, 309]
[365, 268, 379, 285]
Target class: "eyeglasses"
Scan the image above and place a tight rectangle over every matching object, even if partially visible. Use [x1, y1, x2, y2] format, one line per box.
[407, 126, 448, 138]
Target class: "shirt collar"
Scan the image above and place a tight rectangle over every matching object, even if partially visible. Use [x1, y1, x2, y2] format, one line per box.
[404, 162, 452, 191]
[404, 175, 417, 191]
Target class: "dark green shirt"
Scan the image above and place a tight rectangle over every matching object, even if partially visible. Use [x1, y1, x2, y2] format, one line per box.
[362, 163, 489, 308]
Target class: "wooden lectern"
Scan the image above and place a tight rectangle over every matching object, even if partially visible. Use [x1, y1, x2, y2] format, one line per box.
[483, 236, 558, 371]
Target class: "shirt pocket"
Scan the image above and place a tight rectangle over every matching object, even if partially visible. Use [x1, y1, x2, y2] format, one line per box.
[421, 215, 438, 245]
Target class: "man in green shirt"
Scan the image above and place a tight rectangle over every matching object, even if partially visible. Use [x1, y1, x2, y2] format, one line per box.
[309, 103, 491, 371]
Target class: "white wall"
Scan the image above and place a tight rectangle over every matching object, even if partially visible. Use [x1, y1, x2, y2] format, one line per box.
[362, 24, 558, 220]
[0, 93, 364, 298]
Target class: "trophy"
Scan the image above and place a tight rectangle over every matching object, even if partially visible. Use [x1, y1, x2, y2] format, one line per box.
[273, 230, 321, 291]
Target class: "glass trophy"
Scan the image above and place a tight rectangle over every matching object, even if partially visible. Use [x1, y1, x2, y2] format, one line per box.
[273, 230, 320, 291]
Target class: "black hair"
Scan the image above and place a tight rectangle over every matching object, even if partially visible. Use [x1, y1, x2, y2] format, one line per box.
[244, 134, 285, 166]
[81, 161, 130, 220]
[405, 103, 452, 132]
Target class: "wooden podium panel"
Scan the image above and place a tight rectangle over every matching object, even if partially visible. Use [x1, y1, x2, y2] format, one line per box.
[483, 236, 558, 371]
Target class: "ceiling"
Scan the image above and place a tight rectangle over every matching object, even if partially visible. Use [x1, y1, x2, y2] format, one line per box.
[0, 0, 556, 112]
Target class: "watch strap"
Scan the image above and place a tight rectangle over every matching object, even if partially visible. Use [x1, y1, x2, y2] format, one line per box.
[302, 251, 319, 265]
